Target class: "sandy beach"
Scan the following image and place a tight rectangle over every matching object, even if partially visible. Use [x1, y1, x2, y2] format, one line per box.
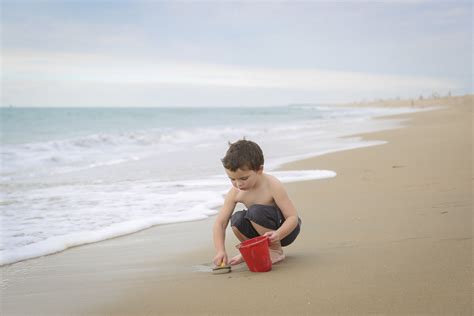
[1, 95, 472, 315]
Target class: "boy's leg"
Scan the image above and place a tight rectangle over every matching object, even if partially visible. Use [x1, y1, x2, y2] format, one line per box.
[249, 221, 286, 264]
[228, 226, 247, 265]
[229, 208, 287, 265]
[232, 226, 248, 242]
[229, 211, 254, 265]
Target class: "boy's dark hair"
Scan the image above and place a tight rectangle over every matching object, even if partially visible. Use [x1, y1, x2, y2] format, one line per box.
[221, 139, 264, 171]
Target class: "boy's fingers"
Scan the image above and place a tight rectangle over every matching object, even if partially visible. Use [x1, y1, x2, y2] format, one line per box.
[264, 231, 274, 238]
[214, 255, 227, 266]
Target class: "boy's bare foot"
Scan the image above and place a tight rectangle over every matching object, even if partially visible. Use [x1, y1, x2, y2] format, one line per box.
[229, 253, 245, 265]
[269, 248, 286, 264]
[269, 242, 285, 264]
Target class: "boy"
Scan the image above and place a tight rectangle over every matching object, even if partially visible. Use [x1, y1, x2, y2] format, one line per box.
[212, 139, 301, 267]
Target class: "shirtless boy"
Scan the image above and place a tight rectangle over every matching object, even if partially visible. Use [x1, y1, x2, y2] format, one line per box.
[212, 139, 302, 267]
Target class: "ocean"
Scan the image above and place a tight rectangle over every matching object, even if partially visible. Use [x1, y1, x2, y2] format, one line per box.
[0, 105, 421, 265]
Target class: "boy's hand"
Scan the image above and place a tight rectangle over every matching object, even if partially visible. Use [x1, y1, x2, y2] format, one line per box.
[263, 230, 281, 244]
[213, 251, 228, 267]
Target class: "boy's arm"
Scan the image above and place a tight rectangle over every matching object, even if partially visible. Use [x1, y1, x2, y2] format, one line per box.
[267, 176, 299, 242]
[212, 188, 237, 265]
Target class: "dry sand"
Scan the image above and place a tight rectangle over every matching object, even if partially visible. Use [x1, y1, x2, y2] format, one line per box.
[1, 95, 472, 315]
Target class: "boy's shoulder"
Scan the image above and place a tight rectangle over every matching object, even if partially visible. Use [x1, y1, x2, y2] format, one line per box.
[263, 172, 284, 189]
[263, 172, 277, 181]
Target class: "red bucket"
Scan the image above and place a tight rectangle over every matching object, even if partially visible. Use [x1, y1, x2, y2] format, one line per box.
[236, 236, 272, 272]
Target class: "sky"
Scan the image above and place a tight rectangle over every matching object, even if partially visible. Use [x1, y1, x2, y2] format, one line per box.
[1, 0, 472, 107]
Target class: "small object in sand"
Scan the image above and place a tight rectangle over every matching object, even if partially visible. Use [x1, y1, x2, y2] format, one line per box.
[212, 261, 231, 274]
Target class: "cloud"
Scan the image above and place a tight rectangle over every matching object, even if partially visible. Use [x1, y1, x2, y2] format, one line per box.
[3, 51, 461, 95]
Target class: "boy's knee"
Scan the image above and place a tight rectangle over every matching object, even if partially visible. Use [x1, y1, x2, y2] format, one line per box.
[230, 210, 259, 240]
[230, 210, 246, 228]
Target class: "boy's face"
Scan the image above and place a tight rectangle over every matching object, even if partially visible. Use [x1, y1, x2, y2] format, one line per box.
[225, 166, 263, 191]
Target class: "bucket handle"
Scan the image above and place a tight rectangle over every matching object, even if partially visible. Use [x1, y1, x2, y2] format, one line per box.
[236, 236, 270, 249]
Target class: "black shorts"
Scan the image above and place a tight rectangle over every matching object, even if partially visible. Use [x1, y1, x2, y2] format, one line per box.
[230, 204, 301, 247]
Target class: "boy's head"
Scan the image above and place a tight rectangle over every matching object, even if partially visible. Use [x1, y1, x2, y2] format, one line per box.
[221, 139, 264, 172]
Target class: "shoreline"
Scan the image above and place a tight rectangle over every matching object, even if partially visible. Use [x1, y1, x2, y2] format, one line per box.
[1, 95, 472, 315]
[0, 101, 431, 267]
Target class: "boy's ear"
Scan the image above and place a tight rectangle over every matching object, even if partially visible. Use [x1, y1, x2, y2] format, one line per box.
[257, 165, 264, 174]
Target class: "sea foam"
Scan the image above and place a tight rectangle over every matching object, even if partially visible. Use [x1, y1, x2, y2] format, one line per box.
[0, 169, 335, 265]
